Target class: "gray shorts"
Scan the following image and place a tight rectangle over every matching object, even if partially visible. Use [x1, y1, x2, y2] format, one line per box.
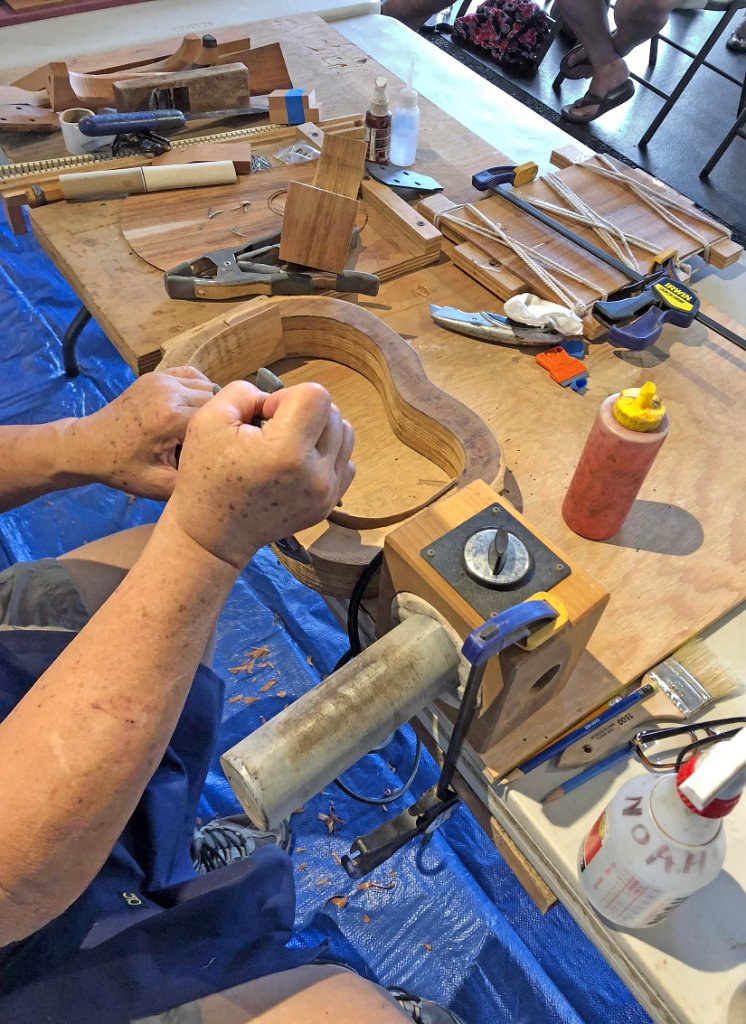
[0, 558, 89, 631]
[0, 559, 203, 1024]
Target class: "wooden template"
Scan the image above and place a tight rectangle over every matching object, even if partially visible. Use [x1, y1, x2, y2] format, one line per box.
[419, 152, 742, 340]
[157, 296, 503, 594]
[120, 158, 442, 286]
[151, 142, 253, 175]
[244, 43, 293, 96]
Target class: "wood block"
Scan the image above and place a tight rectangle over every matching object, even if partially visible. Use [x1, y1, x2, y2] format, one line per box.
[361, 177, 441, 253]
[268, 88, 321, 126]
[709, 237, 743, 269]
[382, 479, 609, 775]
[152, 141, 253, 175]
[2, 191, 29, 234]
[47, 62, 79, 112]
[113, 64, 250, 114]
[245, 43, 293, 95]
[313, 132, 367, 200]
[279, 181, 358, 273]
[452, 242, 526, 299]
[549, 143, 590, 169]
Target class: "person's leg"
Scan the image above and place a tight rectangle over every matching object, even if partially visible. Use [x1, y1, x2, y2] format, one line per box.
[555, 0, 619, 68]
[198, 965, 407, 1023]
[380, 0, 449, 31]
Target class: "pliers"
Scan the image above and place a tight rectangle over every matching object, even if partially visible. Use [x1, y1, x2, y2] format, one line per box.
[164, 229, 380, 301]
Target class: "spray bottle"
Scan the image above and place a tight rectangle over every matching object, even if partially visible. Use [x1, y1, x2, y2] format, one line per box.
[579, 727, 746, 928]
[562, 381, 669, 540]
[365, 76, 391, 165]
[390, 61, 420, 168]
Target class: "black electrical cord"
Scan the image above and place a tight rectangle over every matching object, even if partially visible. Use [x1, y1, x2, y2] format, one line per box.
[330, 549, 421, 806]
[335, 735, 423, 806]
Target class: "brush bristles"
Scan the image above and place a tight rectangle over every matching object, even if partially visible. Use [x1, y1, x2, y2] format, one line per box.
[672, 636, 745, 701]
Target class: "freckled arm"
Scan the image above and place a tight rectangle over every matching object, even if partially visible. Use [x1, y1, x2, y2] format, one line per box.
[0, 509, 242, 946]
[0, 421, 94, 513]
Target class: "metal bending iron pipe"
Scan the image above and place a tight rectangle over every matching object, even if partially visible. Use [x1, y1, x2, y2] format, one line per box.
[221, 614, 461, 829]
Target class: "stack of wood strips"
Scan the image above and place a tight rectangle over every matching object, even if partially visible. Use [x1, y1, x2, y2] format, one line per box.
[419, 148, 742, 340]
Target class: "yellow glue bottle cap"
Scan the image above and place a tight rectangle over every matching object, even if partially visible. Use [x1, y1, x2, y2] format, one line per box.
[612, 381, 666, 432]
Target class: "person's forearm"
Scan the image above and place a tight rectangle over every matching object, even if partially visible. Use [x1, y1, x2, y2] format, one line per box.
[0, 420, 92, 512]
[0, 509, 241, 945]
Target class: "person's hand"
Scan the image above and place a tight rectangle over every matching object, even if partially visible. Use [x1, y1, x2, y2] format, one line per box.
[164, 380, 355, 569]
[66, 367, 217, 500]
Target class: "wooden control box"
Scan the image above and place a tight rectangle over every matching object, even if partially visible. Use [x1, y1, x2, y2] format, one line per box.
[379, 480, 609, 775]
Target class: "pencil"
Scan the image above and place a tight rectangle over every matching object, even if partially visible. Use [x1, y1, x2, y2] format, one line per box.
[542, 745, 633, 803]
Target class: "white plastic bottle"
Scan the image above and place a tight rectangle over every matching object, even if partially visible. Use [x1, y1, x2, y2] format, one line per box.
[579, 746, 744, 928]
[390, 62, 420, 168]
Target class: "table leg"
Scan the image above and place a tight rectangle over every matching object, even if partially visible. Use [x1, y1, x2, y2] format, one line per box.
[62, 305, 92, 378]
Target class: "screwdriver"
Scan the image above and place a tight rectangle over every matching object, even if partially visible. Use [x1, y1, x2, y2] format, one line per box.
[78, 107, 265, 138]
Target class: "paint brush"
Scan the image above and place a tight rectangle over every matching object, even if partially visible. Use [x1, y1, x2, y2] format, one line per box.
[555, 637, 744, 770]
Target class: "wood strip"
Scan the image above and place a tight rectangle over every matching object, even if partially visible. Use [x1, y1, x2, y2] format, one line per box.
[361, 178, 441, 253]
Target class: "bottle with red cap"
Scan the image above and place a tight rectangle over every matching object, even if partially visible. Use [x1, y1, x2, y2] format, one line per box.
[578, 731, 745, 928]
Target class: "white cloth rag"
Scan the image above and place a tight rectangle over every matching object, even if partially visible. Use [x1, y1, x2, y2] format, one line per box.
[503, 293, 584, 337]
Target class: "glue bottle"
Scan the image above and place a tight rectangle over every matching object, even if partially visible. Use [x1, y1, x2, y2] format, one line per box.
[579, 730, 746, 929]
[390, 61, 420, 167]
[562, 381, 669, 540]
[365, 76, 391, 165]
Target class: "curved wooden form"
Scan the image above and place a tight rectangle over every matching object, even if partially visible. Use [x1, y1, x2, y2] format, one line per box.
[158, 296, 502, 596]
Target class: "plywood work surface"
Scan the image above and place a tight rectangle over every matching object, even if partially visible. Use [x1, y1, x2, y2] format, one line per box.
[364, 260, 746, 689]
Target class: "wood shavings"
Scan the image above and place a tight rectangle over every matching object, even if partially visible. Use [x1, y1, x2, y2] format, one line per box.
[297, 862, 308, 871]
[323, 895, 349, 909]
[316, 877, 331, 886]
[306, 655, 314, 666]
[276, 691, 287, 698]
[362, 914, 371, 924]
[229, 646, 270, 674]
[243, 696, 260, 704]
[227, 694, 243, 704]
[295, 847, 306, 854]
[317, 802, 345, 834]
[355, 881, 396, 892]
[259, 678, 278, 693]
[388, 871, 397, 878]
[421, 943, 432, 953]
[331, 851, 342, 865]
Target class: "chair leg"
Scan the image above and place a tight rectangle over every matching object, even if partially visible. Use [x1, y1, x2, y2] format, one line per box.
[639, 0, 741, 147]
[648, 34, 659, 68]
[700, 106, 746, 177]
[62, 305, 92, 378]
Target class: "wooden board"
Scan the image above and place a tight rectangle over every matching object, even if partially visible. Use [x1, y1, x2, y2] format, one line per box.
[278, 181, 359, 273]
[120, 159, 441, 285]
[5, 0, 70, 12]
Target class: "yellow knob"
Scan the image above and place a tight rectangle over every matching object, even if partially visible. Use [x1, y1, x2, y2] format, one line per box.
[612, 381, 666, 432]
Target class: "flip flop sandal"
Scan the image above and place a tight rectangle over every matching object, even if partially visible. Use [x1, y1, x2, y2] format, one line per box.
[561, 79, 635, 124]
[558, 42, 593, 81]
[726, 31, 746, 53]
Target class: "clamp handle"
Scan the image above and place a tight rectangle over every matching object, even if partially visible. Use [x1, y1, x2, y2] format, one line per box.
[472, 162, 539, 192]
[462, 600, 558, 667]
[79, 110, 187, 137]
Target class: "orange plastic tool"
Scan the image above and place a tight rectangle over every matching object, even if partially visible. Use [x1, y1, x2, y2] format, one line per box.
[535, 346, 587, 386]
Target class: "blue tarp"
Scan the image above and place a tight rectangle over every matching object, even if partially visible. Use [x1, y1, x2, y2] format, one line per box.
[0, 218, 650, 1024]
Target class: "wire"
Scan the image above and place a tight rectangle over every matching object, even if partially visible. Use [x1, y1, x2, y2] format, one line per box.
[335, 737, 421, 806]
[329, 550, 421, 806]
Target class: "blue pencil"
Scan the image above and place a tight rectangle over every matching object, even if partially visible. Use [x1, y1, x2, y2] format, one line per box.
[515, 683, 655, 774]
[541, 744, 634, 803]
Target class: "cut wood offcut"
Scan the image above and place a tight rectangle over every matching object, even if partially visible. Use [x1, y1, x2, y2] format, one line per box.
[279, 132, 368, 272]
